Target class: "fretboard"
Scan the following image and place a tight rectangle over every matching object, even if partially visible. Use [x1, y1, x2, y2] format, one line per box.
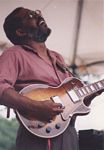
[67, 79, 104, 102]
[77, 79, 104, 98]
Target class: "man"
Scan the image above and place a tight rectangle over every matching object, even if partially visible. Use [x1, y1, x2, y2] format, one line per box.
[0, 7, 103, 150]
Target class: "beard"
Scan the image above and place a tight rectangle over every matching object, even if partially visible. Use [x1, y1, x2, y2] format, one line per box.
[26, 25, 51, 42]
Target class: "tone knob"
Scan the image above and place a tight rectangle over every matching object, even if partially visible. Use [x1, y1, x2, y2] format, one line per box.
[55, 123, 61, 129]
[46, 127, 52, 133]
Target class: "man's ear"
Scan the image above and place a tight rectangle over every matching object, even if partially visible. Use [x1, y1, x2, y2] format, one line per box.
[16, 28, 27, 37]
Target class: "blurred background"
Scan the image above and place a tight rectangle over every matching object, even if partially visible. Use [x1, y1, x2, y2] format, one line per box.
[0, 0, 104, 149]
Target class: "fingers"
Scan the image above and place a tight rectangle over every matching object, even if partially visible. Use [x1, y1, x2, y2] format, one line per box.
[54, 102, 65, 109]
[40, 100, 65, 122]
[52, 103, 65, 115]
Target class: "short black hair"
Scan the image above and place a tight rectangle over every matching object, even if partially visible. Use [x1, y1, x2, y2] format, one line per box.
[3, 7, 25, 44]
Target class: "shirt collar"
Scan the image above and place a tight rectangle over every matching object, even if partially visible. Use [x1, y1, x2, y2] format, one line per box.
[21, 45, 38, 54]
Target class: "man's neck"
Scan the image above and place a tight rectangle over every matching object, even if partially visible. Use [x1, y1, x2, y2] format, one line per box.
[26, 41, 48, 58]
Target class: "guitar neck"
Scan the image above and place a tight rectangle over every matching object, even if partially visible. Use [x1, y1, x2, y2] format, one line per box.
[76, 79, 104, 99]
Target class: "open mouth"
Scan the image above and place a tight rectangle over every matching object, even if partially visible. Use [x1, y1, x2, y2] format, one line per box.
[38, 18, 47, 27]
[39, 20, 45, 25]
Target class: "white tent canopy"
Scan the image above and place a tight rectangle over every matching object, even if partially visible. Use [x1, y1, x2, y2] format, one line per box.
[0, 0, 104, 65]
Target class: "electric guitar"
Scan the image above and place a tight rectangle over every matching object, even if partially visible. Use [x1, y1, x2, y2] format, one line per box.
[15, 77, 104, 138]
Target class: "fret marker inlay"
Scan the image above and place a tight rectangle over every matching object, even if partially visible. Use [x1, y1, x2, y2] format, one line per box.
[90, 85, 95, 91]
[97, 82, 103, 88]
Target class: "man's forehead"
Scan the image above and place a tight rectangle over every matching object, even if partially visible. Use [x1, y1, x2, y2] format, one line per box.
[15, 8, 31, 18]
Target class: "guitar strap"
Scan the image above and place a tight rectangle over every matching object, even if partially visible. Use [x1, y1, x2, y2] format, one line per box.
[56, 60, 73, 76]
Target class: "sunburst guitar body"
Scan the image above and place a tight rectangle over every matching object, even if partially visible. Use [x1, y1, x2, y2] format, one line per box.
[15, 77, 104, 138]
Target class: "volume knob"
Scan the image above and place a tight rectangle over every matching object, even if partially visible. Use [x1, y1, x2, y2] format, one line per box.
[55, 123, 61, 129]
[46, 127, 52, 133]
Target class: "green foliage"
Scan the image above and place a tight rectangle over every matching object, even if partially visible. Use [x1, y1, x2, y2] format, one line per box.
[0, 116, 19, 150]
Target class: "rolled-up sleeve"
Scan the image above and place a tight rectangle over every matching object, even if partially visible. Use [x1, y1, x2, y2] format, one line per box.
[0, 49, 18, 100]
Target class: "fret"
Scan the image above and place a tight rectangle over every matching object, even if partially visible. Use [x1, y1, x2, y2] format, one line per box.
[93, 82, 98, 90]
[81, 88, 87, 95]
[102, 82, 104, 88]
[102, 79, 104, 84]
[78, 89, 84, 96]
[85, 86, 91, 93]
[94, 80, 104, 92]
[101, 80, 104, 85]
[96, 82, 103, 88]
[90, 85, 96, 91]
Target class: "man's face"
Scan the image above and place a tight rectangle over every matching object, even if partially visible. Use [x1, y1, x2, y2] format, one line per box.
[17, 8, 51, 42]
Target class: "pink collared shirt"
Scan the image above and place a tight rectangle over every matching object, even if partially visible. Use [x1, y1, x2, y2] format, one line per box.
[0, 45, 72, 99]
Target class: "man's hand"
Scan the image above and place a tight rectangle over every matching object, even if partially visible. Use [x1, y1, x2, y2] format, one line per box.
[33, 100, 64, 122]
[1, 88, 64, 122]
[20, 99, 64, 122]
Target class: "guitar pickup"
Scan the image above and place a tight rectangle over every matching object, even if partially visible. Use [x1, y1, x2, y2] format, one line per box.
[51, 96, 65, 108]
[67, 90, 79, 103]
